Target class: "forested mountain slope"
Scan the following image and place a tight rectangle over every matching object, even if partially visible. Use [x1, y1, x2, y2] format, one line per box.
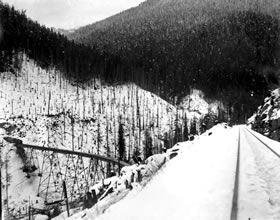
[69, 0, 280, 122]
[0, 3, 220, 217]
[0, 51, 217, 218]
[0, 2, 114, 82]
[2, 1, 280, 218]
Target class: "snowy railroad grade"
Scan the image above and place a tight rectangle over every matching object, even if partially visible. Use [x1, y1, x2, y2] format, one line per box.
[232, 127, 272, 220]
[54, 141, 186, 219]
[63, 124, 239, 220]
[238, 127, 280, 219]
[65, 125, 280, 220]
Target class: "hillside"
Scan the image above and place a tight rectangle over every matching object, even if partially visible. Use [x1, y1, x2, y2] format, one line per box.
[69, 0, 280, 122]
[0, 2, 117, 83]
[2, 1, 280, 219]
[0, 51, 218, 219]
[54, 124, 280, 220]
[0, 3, 225, 218]
[248, 88, 280, 141]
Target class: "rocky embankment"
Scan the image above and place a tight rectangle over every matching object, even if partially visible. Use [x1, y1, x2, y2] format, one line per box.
[249, 89, 280, 141]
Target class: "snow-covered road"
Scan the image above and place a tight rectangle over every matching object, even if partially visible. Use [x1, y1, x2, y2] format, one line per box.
[65, 125, 280, 220]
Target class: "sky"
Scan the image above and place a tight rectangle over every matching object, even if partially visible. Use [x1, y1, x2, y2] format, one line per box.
[3, 0, 146, 29]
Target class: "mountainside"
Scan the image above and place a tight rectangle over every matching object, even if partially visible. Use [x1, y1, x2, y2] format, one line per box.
[56, 28, 76, 36]
[0, 52, 217, 219]
[0, 4, 225, 218]
[55, 124, 280, 220]
[69, 0, 280, 122]
[53, 124, 234, 220]
[248, 88, 280, 141]
[2, 1, 280, 219]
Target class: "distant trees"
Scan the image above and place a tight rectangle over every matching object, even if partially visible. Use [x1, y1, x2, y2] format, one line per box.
[118, 121, 126, 161]
[174, 109, 182, 143]
[144, 129, 153, 159]
[1, 1, 276, 123]
[183, 115, 189, 141]
[68, 0, 280, 123]
[0, 2, 119, 82]
[190, 119, 197, 136]
[202, 112, 219, 130]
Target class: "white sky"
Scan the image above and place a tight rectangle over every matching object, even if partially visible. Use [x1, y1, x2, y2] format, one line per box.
[3, 0, 146, 29]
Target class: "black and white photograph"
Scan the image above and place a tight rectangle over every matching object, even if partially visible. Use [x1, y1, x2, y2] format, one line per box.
[1, 0, 280, 219]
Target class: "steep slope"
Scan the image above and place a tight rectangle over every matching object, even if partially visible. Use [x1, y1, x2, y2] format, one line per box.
[56, 125, 280, 220]
[248, 88, 280, 141]
[53, 136, 186, 219]
[69, 0, 280, 122]
[0, 52, 216, 219]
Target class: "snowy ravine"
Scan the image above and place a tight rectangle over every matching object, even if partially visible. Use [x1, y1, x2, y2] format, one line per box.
[0, 53, 218, 218]
[59, 124, 280, 220]
[0, 53, 215, 156]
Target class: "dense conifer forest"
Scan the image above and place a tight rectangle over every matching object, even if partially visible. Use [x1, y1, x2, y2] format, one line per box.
[2, 1, 280, 218]
[0, 3, 115, 81]
[1, 0, 280, 123]
[69, 0, 280, 122]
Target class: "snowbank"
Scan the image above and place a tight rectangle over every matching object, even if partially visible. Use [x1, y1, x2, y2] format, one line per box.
[56, 124, 237, 220]
[53, 132, 196, 220]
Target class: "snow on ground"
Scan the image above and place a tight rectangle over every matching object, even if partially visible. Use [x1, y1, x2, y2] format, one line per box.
[179, 89, 220, 117]
[0, 127, 46, 218]
[57, 124, 239, 220]
[240, 127, 280, 219]
[0, 53, 215, 218]
[0, 53, 209, 159]
[238, 127, 272, 219]
[3, 53, 277, 220]
[248, 88, 280, 141]
[53, 138, 186, 220]
[1, 142, 45, 216]
[59, 124, 280, 220]
[247, 128, 280, 156]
